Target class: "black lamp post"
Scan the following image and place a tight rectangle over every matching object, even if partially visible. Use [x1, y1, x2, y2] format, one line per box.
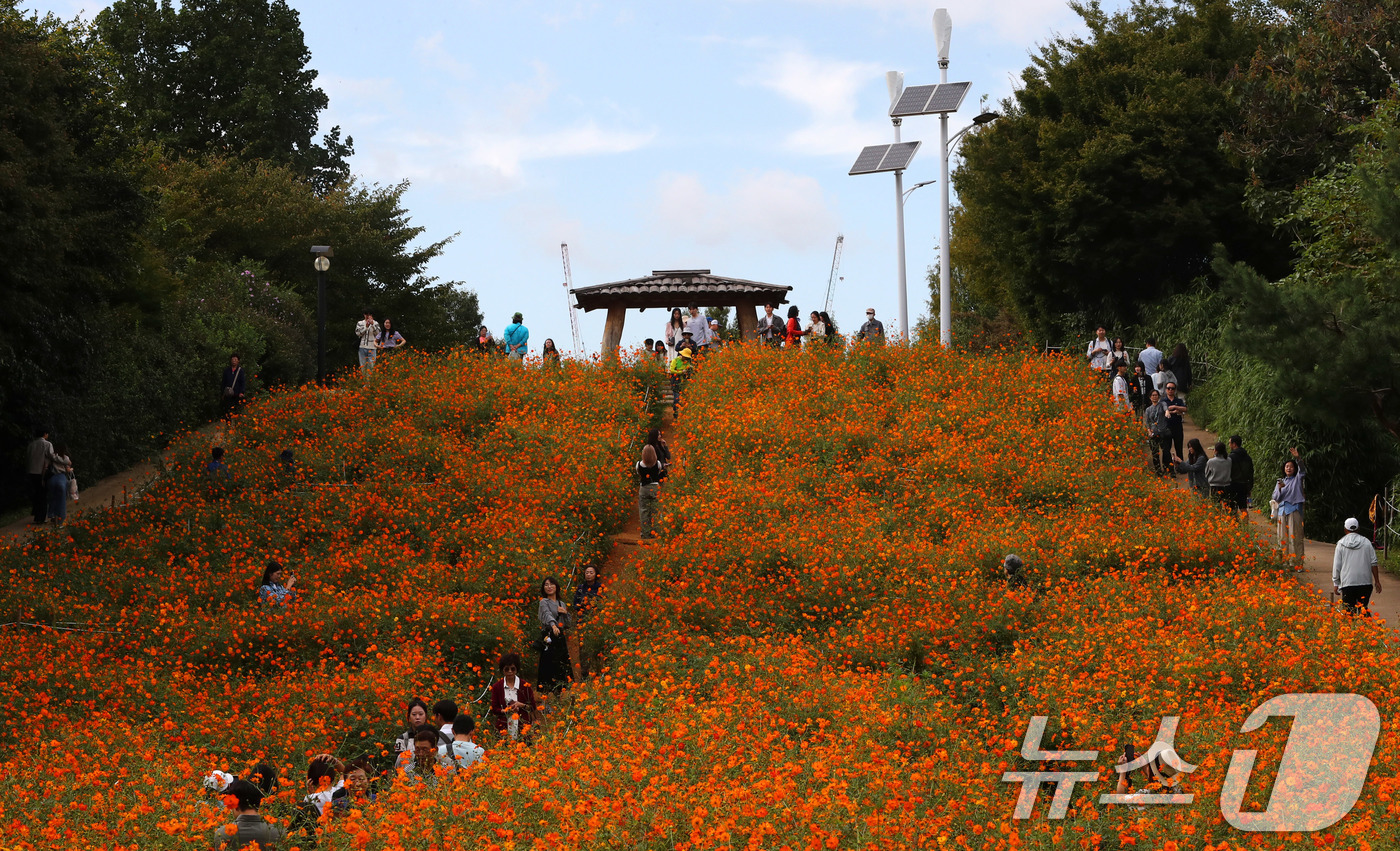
[311, 245, 333, 384]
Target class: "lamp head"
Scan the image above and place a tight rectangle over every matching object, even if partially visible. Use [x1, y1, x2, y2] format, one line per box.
[973, 111, 1001, 125]
[314, 256, 330, 272]
[933, 9, 952, 64]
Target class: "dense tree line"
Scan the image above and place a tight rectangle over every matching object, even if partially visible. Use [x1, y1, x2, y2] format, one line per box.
[947, 0, 1400, 533]
[0, 1, 481, 509]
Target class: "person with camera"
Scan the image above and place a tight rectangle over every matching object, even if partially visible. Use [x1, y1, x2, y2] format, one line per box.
[355, 311, 381, 378]
[536, 577, 572, 693]
[259, 560, 298, 606]
[489, 653, 538, 741]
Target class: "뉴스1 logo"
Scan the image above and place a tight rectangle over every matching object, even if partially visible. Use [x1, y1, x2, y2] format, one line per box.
[1001, 693, 1380, 832]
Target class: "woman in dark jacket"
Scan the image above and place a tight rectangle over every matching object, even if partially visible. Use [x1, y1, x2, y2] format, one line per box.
[536, 577, 571, 692]
[1172, 438, 1209, 498]
[571, 565, 602, 622]
[1167, 344, 1192, 399]
[489, 653, 538, 740]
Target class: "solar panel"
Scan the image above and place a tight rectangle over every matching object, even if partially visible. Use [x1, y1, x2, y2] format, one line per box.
[848, 141, 922, 175]
[925, 81, 971, 114]
[879, 141, 921, 172]
[890, 85, 937, 118]
[849, 145, 891, 175]
[889, 81, 973, 116]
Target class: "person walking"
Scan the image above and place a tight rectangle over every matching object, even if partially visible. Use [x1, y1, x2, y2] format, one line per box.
[668, 347, 693, 418]
[1333, 518, 1382, 615]
[1205, 441, 1233, 509]
[757, 304, 784, 348]
[536, 577, 571, 693]
[1228, 436, 1254, 518]
[355, 312, 381, 378]
[664, 308, 686, 359]
[684, 305, 711, 351]
[503, 313, 529, 364]
[46, 442, 74, 524]
[1111, 362, 1132, 410]
[636, 444, 666, 540]
[26, 427, 53, 525]
[1270, 447, 1307, 558]
[857, 308, 885, 344]
[1137, 338, 1164, 376]
[1166, 343, 1193, 401]
[220, 354, 247, 418]
[1143, 390, 1172, 476]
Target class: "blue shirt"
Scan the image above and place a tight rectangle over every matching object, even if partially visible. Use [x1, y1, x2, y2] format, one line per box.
[1137, 346, 1164, 376]
[503, 323, 529, 355]
[260, 583, 296, 605]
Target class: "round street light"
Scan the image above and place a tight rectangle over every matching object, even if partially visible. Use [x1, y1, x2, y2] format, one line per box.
[314, 256, 330, 272]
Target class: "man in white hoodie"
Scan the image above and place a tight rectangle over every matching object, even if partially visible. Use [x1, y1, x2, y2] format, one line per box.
[1333, 518, 1382, 615]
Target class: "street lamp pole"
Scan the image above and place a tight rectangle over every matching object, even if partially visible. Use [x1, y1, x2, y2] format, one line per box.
[311, 246, 333, 385]
[886, 71, 909, 341]
[935, 9, 953, 347]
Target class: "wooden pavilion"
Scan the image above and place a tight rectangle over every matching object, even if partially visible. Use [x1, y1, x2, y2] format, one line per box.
[569, 270, 793, 356]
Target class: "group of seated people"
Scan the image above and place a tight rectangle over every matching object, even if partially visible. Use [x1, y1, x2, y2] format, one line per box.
[210, 654, 540, 848]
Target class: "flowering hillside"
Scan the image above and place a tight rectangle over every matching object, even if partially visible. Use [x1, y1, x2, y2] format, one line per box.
[0, 345, 1395, 850]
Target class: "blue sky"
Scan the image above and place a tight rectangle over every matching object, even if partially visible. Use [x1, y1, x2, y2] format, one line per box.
[33, 0, 1129, 354]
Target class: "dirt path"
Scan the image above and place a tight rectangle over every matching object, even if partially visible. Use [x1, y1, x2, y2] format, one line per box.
[1177, 413, 1399, 631]
[1, 424, 226, 547]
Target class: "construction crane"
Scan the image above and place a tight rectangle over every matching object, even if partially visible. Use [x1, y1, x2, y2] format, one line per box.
[822, 235, 844, 315]
[560, 243, 584, 355]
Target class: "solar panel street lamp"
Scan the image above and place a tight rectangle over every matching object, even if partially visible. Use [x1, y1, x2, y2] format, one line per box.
[850, 141, 922, 341]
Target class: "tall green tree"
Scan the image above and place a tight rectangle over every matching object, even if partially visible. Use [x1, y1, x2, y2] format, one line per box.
[1225, 0, 1400, 221]
[951, 0, 1286, 340]
[95, 0, 352, 191]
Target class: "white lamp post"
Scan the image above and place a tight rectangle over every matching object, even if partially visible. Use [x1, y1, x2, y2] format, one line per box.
[934, 8, 953, 347]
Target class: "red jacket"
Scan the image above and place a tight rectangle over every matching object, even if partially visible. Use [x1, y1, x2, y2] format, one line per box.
[489, 677, 538, 735]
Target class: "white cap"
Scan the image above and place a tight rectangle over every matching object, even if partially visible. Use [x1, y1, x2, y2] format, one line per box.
[203, 770, 235, 792]
[1345, 518, 1360, 531]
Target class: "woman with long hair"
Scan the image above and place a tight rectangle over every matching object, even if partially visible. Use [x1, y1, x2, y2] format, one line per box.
[259, 560, 298, 606]
[1167, 343, 1192, 400]
[785, 306, 803, 349]
[1172, 438, 1209, 498]
[1270, 447, 1307, 558]
[664, 308, 685, 360]
[645, 428, 671, 470]
[378, 318, 406, 355]
[537, 577, 571, 692]
[819, 311, 838, 347]
[47, 442, 73, 524]
[392, 697, 430, 757]
[542, 338, 561, 368]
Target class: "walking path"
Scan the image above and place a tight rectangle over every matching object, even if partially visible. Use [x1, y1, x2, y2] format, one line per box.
[1178, 414, 1399, 632]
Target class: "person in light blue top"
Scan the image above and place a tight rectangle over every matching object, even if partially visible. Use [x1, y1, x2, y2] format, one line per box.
[1270, 447, 1306, 558]
[259, 560, 298, 605]
[503, 312, 529, 365]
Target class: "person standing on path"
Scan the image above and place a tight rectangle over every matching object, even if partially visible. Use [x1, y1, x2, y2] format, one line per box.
[221, 354, 247, 419]
[1143, 390, 1172, 476]
[1161, 382, 1188, 460]
[1137, 338, 1164, 376]
[668, 346, 693, 418]
[1270, 447, 1307, 559]
[503, 313, 529, 364]
[46, 442, 74, 524]
[378, 318, 406, 358]
[27, 427, 53, 525]
[1205, 442, 1232, 509]
[536, 577, 571, 693]
[1085, 326, 1112, 377]
[1111, 362, 1132, 409]
[1166, 343, 1193, 401]
[1152, 358, 1178, 395]
[1333, 517, 1381, 615]
[636, 444, 666, 540]
[857, 308, 885, 345]
[684, 305, 711, 352]
[356, 312, 381, 378]
[1228, 436, 1254, 519]
[665, 308, 686, 359]
[785, 306, 804, 349]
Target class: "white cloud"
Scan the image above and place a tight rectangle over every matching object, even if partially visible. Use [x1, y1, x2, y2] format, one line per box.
[652, 170, 839, 251]
[754, 49, 887, 156]
[731, 0, 1098, 45]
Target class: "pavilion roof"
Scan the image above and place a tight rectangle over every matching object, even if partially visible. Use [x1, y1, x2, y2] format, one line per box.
[571, 269, 792, 312]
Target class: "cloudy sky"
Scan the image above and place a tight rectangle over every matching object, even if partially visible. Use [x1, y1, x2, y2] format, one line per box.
[30, 0, 1129, 353]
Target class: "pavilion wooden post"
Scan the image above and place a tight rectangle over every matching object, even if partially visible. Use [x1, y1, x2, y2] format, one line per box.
[736, 302, 759, 342]
[601, 306, 627, 359]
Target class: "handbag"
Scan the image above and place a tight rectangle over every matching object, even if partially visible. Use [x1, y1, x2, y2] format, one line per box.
[68, 477, 79, 501]
[223, 367, 242, 398]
